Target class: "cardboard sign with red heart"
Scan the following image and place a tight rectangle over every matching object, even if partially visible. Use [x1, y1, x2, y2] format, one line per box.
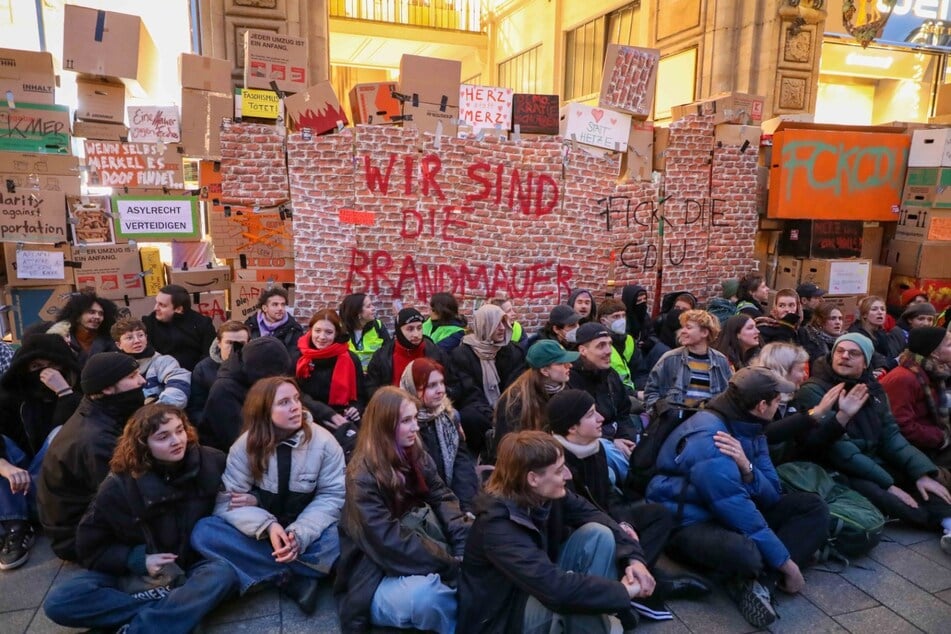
[559, 103, 632, 152]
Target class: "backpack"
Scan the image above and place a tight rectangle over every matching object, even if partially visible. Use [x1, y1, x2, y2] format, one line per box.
[623, 399, 703, 497]
[706, 297, 738, 327]
[776, 461, 884, 561]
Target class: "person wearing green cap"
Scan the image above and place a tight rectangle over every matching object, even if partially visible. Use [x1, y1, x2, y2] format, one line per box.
[796, 332, 951, 553]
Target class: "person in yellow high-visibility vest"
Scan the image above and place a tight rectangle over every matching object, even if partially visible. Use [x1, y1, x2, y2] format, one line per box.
[598, 298, 637, 395]
[339, 293, 392, 372]
[422, 292, 467, 352]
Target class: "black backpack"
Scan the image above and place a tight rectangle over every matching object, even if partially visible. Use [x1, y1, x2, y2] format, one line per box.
[624, 399, 703, 497]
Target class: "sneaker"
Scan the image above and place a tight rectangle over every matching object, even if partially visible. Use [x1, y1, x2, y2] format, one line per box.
[0, 522, 35, 570]
[631, 595, 674, 621]
[725, 579, 777, 628]
[941, 533, 951, 555]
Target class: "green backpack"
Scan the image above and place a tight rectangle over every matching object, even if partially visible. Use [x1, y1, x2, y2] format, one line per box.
[777, 461, 885, 561]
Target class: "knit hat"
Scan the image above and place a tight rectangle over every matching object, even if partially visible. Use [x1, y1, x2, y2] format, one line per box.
[901, 302, 937, 321]
[397, 307, 424, 327]
[526, 340, 579, 369]
[721, 279, 739, 299]
[574, 322, 611, 346]
[729, 366, 796, 403]
[908, 326, 948, 357]
[546, 389, 597, 436]
[81, 351, 140, 395]
[549, 304, 581, 327]
[833, 333, 874, 366]
[901, 288, 928, 306]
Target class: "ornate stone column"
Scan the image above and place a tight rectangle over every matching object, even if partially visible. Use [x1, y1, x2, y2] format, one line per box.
[774, 0, 828, 114]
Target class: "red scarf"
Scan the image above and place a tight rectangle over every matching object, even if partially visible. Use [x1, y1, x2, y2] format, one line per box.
[296, 334, 357, 407]
[392, 340, 425, 386]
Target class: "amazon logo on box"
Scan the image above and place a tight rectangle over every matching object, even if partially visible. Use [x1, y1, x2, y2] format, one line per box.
[164, 264, 232, 293]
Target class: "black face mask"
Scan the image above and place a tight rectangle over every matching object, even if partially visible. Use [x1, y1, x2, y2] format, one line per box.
[781, 313, 802, 327]
[97, 389, 146, 421]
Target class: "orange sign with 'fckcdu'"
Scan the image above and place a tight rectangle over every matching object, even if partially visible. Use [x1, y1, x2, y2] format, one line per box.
[768, 124, 909, 221]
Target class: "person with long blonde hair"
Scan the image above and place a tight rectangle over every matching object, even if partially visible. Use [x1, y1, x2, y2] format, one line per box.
[335, 386, 469, 632]
[43, 404, 237, 632]
[190, 377, 344, 615]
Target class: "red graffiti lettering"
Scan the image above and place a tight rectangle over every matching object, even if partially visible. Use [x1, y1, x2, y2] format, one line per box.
[400, 206, 472, 244]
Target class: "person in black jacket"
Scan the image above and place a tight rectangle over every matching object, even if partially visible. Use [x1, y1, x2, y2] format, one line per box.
[37, 352, 146, 561]
[0, 334, 83, 570]
[143, 285, 216, 371]
[43, 404, 238, 631]
[187, 320, 250, 426]
[451, 303, 526, 455]
[365, 307, 454, 397]
[459, 431, 652, 634]
[335, 386, 470, 632]
[244, 286, 303, 361]
[52, 290, 119, 367]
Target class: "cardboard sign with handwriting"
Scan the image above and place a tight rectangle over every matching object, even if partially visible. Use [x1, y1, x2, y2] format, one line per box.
[84, 140, 184, 189]
[127, 106, 181, 143]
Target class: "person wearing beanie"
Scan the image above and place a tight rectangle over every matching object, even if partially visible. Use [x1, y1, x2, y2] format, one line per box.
[547, 390, 710, 621]
[901, 287, 930, 308]
[37, 352, 146, 561]
[796, 332, 951, 555]
[648, 367, 830, 628]
[568, 288, 599, 325]
[621, 284, 653, 342]
[886, 302, 938, 354]
[490, 341, 578, 462]
[0, 335, 84, 570]
[365, 306, 455, 401]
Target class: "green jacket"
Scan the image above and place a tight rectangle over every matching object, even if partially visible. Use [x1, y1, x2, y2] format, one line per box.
[794, 357, 937, 489]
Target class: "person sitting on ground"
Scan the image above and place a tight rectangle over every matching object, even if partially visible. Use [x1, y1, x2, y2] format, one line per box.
[796, 333, 951, 554]
[490, 340, 578, 462]
[458, 430, 653, 634]
[52, 291, 119, 367]
[489, 294, 524, 346]
[400, 358, 480, 513]
[715, 313, 761, 372]
[365, 307, 453, 397]
[423, 292, 468, 352]
[43, 404, 238, 632]
[646, 367, 830, 628]
[335, 386, 470, 632]
[191, 378, 344, 615]
[188, 320, 250, 426]
[568, 288, 599, 325]
[37, 352, 146, 561]
[848, 296, 900, 374]
[245, 286, 304, 362]
[644, 309, 733, 409]
[0, 335, 82, 570]
[707, 279, 740, 326]
[736, 273, 770, 318]
[621, 284, 654, 343]
[598, 298, 638, 395]
[112, 318, 191, 408]
[886, 301, 937, 355]
[755, 289, 802, 345]
[451, 303, 526, 456]
[524, 304, 582, 350]
[796, 282, 826, 326]
[546, 390, 711, 620]
[799, 302, 844, 368]
[143, 285, 216, 371]
[652, 292, 698, 336]
[339, 293, 391, 371]
[881, 327, 951, 485]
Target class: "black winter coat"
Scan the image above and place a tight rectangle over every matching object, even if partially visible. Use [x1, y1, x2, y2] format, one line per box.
[458, 492, 643, 634]
[144, 310, 216, 371]
[187, 354, 219, 426]
[76, 445, 225, 574]
[364, 339, 456, 398]
[245, 312, 304, 362]
[450, 342, 526, 412]
[567, 359, 637, 441]
[297, 350, 368, 414]
[417, 413, 480, 512]
[848, 322, 899, 372]
[334, 452, 470, 633]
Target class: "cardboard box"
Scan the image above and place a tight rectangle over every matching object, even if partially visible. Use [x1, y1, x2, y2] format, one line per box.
[76, 78, 125, 123]
[560, 104, 632, 152]
[230, 281, 295, 322]
[714, 124, 761, 149]
[883, 239, 951, 278]
[672, 92, 765, 126]
[235, 88, 283, 121]
[67, 195, 116, 244]
[869, 264, 891, 298]
[138, 246, 165, 297]
[399, 54, 461, 136]
[598, 44, 659, 119]
[510, 94, 559, 135]
[0, 102, 70, 154]
[823, 295, 860, 328]
[0, 151, 79, 175]
[4, 285, 74, 342]
[285, 82, 348, 133]
[72, 119, 129, 141]
[243, 30, 308, 94]
[0, 163, 79, 244]
[62, 5, 159, 96]
[861, 224, 885, 261]
[775, 256, 802, 290]
[2, 243, 73, 287]
[909, 128, 951, 167]
[888, 275, 951, 311]
[800, 258, 872, 295]
[232, 257, 295, 284]
[459, 84, 513, 132]
[0, 47, 56, 105]
[897, 204, 951, 241]
[115, 295, 156, 321]
[179, 89, 230, 158]
[625, 120, 653, 181]
[935, 83, 951, 117]
[653, 126, 669, 172]
[349, 82, 401, 125]
[778, 220, 864, 259]
[179, 53, 232, 94]
[72, 244, 144, 299]
[192, 290, 227, 328]
[165, 264, 233, 293]
[901, 167, 951, 206]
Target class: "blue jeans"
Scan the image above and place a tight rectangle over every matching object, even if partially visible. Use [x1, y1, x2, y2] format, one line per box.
[43, 558, 238, 633]
[190, 515, 340, 593]
[522, 522, 618, 634]
[370, 573, 457, 633]
[600, 438, 629, 483]
[0, 430, 59, 522]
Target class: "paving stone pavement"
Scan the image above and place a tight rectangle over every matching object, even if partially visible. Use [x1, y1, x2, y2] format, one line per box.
[3, 523, 951, 633]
